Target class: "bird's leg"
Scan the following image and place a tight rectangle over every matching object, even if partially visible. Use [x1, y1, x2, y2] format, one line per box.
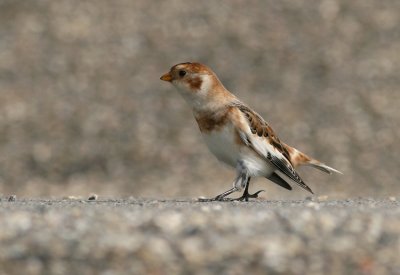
[198, 167, 245, 202]
[198, 185, 239, 202]
[213, 187, 239, 201]
[232, 177, 265, 202]
[198, 161, 263, 202]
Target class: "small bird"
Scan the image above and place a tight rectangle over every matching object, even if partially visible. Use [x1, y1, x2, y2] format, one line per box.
[160, 62, 341, 201]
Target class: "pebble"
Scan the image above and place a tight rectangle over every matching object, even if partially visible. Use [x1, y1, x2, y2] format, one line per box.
[88, 194, 98, 201]
[8, 195, 17, 202]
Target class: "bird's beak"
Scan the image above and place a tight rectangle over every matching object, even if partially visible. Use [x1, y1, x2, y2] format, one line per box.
[160, 72, 173, 82]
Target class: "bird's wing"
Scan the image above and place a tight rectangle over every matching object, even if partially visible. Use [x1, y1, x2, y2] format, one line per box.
[267, 172, 292, 190]
[231, 103, 313, 194]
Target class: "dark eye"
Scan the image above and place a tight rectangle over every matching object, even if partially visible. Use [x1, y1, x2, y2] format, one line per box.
[178, 70, 186, 77]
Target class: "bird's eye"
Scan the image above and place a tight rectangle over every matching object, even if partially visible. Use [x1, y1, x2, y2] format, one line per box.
[178, 70, 186, 77]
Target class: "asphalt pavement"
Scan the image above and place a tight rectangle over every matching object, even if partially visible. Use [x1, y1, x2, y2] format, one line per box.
[1, 197, 399, 275]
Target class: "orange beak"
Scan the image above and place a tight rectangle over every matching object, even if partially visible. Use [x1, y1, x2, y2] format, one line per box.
[160, 72, 173, 82]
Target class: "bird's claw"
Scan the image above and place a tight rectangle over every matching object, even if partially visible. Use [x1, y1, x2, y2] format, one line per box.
[233, 190, 265, 201]
[198, 196, 233, 202]
[198, 190, 265, 202]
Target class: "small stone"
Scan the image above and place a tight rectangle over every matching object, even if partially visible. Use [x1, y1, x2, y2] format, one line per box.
[88, 194, 98, 201]
[8, 195, 17, 202]
[317, 195, 329, 202]
[63, 196, 80, 200]
[389, 197, 396, 201]
[306, 201, 320, 210]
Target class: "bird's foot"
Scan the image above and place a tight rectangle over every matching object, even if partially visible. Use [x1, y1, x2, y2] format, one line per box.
[198, 194, 234, 202]
[232, 190, 265, 202]
[198, 187, 239, 202]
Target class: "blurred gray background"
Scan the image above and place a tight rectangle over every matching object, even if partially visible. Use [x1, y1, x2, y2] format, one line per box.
[0, 0, 399, 199]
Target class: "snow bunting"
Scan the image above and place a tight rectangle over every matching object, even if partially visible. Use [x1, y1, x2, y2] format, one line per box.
[160, 62, 341, 201]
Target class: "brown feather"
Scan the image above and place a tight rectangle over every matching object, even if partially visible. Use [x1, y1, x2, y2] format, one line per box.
[194, 107, 231, 133]
[172, 62, 213, 75]
[187, 77, 202, 91]
[236, 104, 292, 164]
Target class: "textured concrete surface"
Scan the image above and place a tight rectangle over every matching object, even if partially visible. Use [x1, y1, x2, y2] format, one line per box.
[0, 0, 399, 198]
[1, 197, 400, 274]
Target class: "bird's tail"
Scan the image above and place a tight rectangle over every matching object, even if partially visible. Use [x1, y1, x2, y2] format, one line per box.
[283, 143, 342, 175]
[303, 158, 342, 174]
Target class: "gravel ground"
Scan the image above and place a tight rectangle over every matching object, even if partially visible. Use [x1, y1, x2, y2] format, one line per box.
[1, 0, 399, 197]
[1, 197, 400, 275]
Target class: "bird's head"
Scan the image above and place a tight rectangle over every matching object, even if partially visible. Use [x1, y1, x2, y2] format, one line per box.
[160, 62, 235, 111]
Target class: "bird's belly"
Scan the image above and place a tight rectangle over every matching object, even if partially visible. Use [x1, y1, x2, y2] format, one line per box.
[202, 127, 240, 167]
[241, 153, 275, 177]
[201, 127, 273, 177]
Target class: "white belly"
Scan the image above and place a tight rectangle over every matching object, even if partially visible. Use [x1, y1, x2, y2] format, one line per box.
[201, 126, 274, 177]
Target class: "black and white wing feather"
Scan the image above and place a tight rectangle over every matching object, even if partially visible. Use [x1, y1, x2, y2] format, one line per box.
[233, 103, 314, 194]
